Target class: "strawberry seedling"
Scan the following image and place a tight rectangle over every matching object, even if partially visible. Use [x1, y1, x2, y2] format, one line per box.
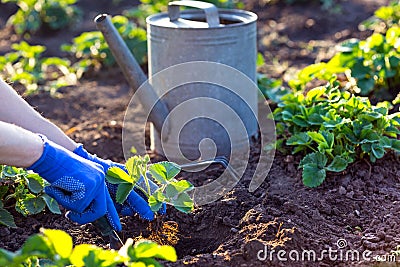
[0, 165, 61, 228]
[106, 155, 194, 214]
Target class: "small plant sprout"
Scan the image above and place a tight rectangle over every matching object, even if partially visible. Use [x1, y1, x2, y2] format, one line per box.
[106, 155, 194, 214]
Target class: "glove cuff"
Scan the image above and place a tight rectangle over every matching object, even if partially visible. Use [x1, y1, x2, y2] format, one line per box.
[29, 135, 96, 184]
[28, 135, 54, 180]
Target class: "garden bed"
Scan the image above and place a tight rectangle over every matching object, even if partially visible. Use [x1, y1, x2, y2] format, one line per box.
[1, 0, 398, 266]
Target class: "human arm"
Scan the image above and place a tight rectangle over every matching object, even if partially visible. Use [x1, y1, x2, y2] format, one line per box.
[0, 79, 77, 151]
[0, 121, 121, 230]
[0, 121, 43, 167]
[0, 79, 165, 219]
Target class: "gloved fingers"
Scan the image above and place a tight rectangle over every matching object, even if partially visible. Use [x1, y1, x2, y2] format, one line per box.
[44, 185, 91, 213]
[125, 190, 154, 220]
[133, 186, 166, 216]
[158, 202, 167, 215]
[66, 189, 107, 225]
[104, 187, 122, 232]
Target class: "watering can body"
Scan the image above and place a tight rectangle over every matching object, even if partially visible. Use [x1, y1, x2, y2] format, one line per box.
[147, 1, 258, 160]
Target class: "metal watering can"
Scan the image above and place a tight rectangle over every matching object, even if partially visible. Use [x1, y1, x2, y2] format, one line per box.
[95, 1, 258, 161]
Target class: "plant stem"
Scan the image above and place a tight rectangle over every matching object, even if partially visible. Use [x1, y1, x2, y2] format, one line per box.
[142, 170, 151, 197]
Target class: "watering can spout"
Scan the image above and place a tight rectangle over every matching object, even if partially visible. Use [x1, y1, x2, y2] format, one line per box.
[95, 14, 170, 139]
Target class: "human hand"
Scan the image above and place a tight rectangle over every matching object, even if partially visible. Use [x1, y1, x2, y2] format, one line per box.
[74, 145, 167, 219]
[29, 136, 121, 231]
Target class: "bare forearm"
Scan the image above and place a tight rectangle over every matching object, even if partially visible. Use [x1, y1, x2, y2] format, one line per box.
[0, 121, 43, 167]
[0, 79, 77, 151]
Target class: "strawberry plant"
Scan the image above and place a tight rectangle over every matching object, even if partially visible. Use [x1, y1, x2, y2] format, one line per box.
[61, 15, 147, 76]
[0, 41, 77, 95]
[0, 228, 177, 267]
[1, 0, 81, 36]
[273, 83, 400, 187]
[360, 0, 400, 33]
[106, 155, 194, 214]
[0, 165, 61, 228]
[289, 26, 400, 100]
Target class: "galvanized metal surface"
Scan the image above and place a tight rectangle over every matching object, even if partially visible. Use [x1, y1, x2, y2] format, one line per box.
[147, 3, 258, 160]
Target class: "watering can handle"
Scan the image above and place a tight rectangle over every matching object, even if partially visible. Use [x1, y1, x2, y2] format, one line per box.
[168, 1, 220, 28]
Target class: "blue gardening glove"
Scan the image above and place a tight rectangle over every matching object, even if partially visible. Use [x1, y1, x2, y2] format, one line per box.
[29, 136, 121, 231]
[73, 145, 166, 219]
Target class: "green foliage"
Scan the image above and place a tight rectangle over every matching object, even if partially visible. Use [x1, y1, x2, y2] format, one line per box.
[123, 0, 243, 27]
[0, 166, 61, 228]
[0, 228, 177, 267]
[258, 74, 290, 103]
[1, 0, 81, 36]
[106, 156, 194, 214]
[0, 41, 77, 95]
[289, 26, 400, 100]
[61, 15, 147, 76]
[273, 84, 400, 187]
[360, 0, 400, 33]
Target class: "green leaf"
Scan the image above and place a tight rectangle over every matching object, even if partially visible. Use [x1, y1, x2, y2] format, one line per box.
[171, 193, 194, 213]
[0, 248, 16, 266]
[106, 167, 133, 184]
[292, 115, 309, 127]
[0, 186, 9, 199]
[357, 78, 376, 95]
[133, 240, 177, 262]
[22, 234, 53, 258]
[70, 244, 97, 267]
[148, 196, 163, 213]
[42, 194, 61, 214]
[149, 190, 166, 212]
[286, 132, 311, 145]
[165, 180, 194, 198]
[2, 166, 18, 177]
[0, 208, 16, 228]
[360, 129, 380, 143]
[326, 156, 348, 172]
[26, 175, 44, 194]
[371, 143, 385, 159]
[302, 164, 326, 188]
[305, 86, 325, 102]
[307, 132, 326, 144]
[148, 162, 181, 184]
[321, 131, 334, 149]
[299, 152, 328, 169]
[23, 196, 46, 215]
[116, 183, 134, 204]
[42, 229, 73, 259]
[391, 139, 400, 152]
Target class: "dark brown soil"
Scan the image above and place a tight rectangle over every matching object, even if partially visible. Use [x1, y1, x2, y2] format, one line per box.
[1, 0, 399, 266]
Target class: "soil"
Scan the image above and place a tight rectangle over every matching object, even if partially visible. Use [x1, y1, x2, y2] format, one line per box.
[1, 0, 399, 266]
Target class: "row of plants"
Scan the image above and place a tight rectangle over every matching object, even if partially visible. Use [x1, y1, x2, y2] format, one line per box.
[0, 157, 193, 264]
[0, 155, 194, 228]
[0, 228, 177, 267]
[0, 165, 60, 228]
[260, 0, 400, 187]
[0, 0, 345, 95]
[0, 0, 244, 94]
